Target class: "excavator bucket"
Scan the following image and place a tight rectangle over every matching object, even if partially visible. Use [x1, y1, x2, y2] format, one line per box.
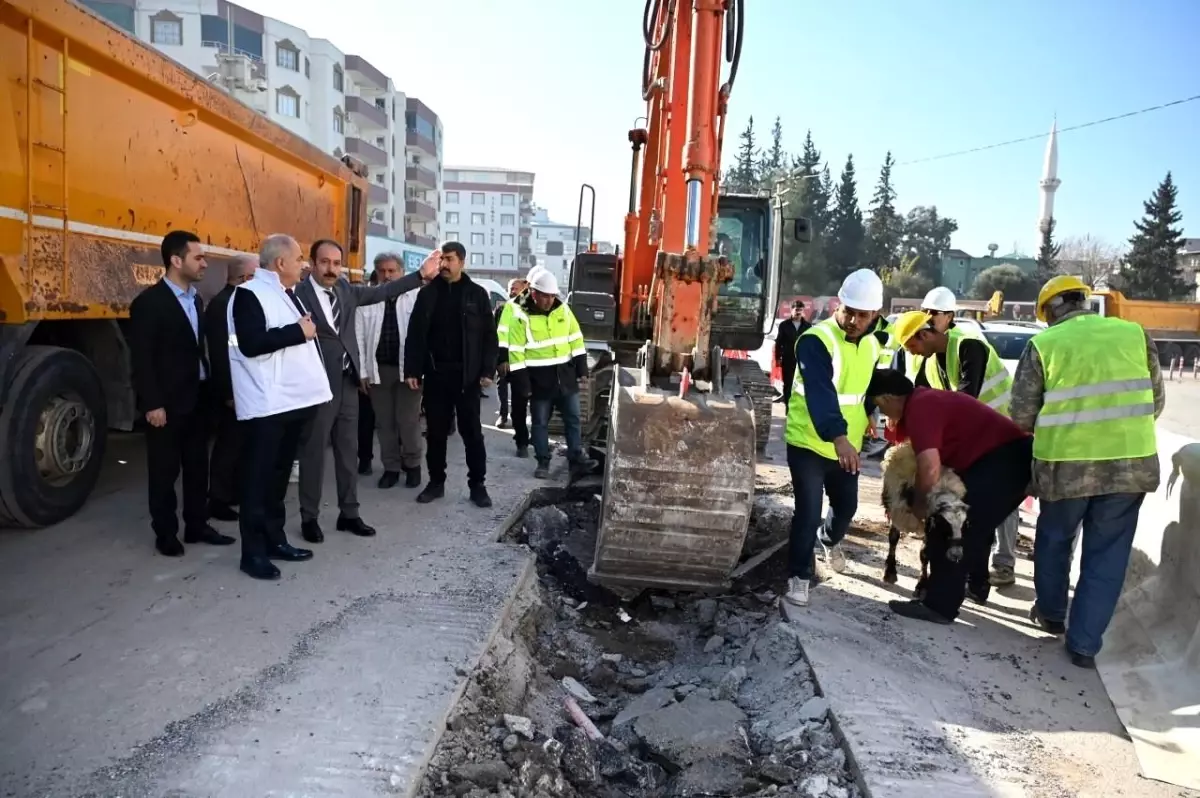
[589, 366, 757, 592]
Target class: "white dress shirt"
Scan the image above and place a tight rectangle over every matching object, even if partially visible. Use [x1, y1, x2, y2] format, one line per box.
[308, 275, 338, 332]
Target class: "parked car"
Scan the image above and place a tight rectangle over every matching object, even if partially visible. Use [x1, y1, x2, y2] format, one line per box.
[981, 321, 1040, 376]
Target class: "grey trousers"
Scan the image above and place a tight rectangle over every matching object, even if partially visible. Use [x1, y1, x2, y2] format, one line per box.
[992, 510, 1020, 569]
[371, 364, 423, 472]
[298, 371, 360, 522]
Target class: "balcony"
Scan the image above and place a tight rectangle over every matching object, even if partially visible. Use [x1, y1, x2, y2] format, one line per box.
[368, 184, 389, 204]
[519, 245, 532, 256]
[406, 129, 437, 157]
[405, 199, 437, 222]
[346, 95, 387, 130]
[367, 221, 388, 237]
[345, 137, 387, 167]
[406, 164, 437, 189]
[345, 55, 388, 91]
[406, 232, 438, 249]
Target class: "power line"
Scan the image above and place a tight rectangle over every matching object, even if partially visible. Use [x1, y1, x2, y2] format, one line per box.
[896, 93, 1200, 167]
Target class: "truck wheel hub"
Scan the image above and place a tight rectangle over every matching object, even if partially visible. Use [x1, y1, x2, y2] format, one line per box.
[35, 396, 95, 484]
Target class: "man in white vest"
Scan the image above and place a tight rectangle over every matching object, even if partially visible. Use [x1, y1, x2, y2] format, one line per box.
[227, 233, 332, 581]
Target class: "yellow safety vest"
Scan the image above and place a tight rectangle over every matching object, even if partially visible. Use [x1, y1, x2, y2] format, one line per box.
[1030, 314, 1156, 462]
[875, 321, 897, 368]
[496, 300, 517, 352]
[786, 318, 880, 459]
[921, 327, 1014, 415]
[508, 301, 585, 372]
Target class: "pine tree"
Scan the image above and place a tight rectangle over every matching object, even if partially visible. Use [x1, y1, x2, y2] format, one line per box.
[1120, 172, 1189, 300]
[865, 151, 902, 271]
[759, 116, 785, 182]
[728, 117, 760, 193]
[826, 154, 865, 282]
[1035, 218, 1061, 283]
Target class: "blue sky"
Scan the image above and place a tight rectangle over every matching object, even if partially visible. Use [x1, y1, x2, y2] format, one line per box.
[257, 0, 1198, 257]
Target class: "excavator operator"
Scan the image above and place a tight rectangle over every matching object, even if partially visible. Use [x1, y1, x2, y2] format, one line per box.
[783, 268, 884, 608]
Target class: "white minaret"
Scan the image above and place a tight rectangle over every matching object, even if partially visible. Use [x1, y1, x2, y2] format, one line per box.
[1038, 117, 1061, 237]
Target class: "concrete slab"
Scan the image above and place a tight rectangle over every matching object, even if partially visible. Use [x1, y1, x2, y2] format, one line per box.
[0, 397, 545, 797]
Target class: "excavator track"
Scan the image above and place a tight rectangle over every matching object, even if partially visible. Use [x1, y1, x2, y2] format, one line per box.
[725, 358, 774, 452]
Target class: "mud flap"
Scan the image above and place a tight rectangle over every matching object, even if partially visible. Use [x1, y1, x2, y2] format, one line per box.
[588, 365, 756, 592]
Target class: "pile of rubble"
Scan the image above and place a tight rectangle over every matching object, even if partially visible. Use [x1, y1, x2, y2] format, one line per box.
[415, 496, 863, 798]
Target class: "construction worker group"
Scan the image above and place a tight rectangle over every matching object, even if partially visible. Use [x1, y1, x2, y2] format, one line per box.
[780, 269, 1163, 671]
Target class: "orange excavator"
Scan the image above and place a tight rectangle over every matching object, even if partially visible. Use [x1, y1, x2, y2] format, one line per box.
[567, 0, 808, 591]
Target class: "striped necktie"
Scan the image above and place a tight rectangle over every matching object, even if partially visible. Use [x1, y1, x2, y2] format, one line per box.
[325, 288, 351, 373]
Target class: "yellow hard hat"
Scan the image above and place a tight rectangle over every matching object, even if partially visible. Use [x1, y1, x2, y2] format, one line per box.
[891, 310, 935, 346]
[1036, 275, 1092, 322]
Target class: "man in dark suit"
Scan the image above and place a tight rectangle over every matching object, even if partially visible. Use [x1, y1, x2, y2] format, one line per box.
[404, 241, 498, 508]
[293, 239, 436, 544]
[774, 300, 811, 405]
[204, 254, 258, 521]
[129, 230, 235, 556]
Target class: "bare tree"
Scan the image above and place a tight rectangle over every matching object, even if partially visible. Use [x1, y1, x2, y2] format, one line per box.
[1057, 234, 1125, 287]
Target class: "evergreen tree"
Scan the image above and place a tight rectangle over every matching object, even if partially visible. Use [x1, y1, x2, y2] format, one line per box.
[1035, 218, 1061, 283]
[826, 154, 865, 282]
[865, 151, 902, 271]
[1120, 172, 1189, 300]
[777, 131, 834, 294]
[759, 116, 786, 182]
[727, 116, 760, 193]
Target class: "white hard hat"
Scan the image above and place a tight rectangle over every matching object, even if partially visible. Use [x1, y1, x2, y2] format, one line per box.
[526, 265, 546, 283]
[921, 286, 957, 312]
[837, 268, 884, 312]
[529, 269, 560, 296]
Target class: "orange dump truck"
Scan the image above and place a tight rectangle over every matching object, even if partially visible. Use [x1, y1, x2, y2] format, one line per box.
[0, 0, 368, 526]
[1091, 290, 1200, 365]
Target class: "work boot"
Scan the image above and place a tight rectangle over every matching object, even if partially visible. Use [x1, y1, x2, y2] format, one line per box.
[469, 484, 493, 508]
[1067, 647, 1096, 670]
[417, 483, 445, 504]
[784, 576, 809, 607]
[534, 460, 551, 479]
[378, 471, 401, 489]
[1029, 604, 1066, 635]
[988, 565, 1016, 587]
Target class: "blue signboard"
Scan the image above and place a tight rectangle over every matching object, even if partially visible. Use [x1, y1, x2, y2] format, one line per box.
[402, 250, 426, 274]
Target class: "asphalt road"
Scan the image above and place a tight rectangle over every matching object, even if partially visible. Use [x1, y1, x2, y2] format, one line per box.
[1160, 378, 1200, 440]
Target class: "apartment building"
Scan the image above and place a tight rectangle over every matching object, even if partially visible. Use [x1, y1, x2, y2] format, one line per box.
[529, 207, 590, 288]
[77, 0, 442, 248]
[441, 167, 534, 281]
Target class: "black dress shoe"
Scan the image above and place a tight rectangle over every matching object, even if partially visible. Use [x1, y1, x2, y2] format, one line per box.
[515, 445, 530, 459]
[184, 525, 236, 545]
[469, 484, 493, 508]
[155, 536, 185, 557]
[207, 501, 239, 522]
[336, 515, 376, 537]
[240, 557, 281, 581]
[268, 542, 314, 562]
[301, 519, 324, 544]
[358, 461, 374, 476]
[378, 470, 400, 489]
[417, 483, 445, 503]
[404, 467, 422, 488]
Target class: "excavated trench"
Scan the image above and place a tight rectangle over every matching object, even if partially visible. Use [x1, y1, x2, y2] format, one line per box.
[416, 487, 866, 798]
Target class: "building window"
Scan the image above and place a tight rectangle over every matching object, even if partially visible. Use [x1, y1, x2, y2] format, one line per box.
[276, 88, 299, 118]
[501, 214, 515, 226]
[500, 233, 514, 247]
[471, 192, 485, 205]
[446, 212, 459, 224]
[446, 231, 459, 241]
[470, 213, 485, 225]
[332, 108, 344, 133]
[333, 64, 344, 92]
[470, 252, 484, 265]
[150, 12, 183, 45]
[445, 191, 459, 204]
[471, 232, 485, 246]
[276, 42, 299, 71]
[501, 194, 516, 207]
[304, 57, 310, 78]
[500, 254, 514, 267]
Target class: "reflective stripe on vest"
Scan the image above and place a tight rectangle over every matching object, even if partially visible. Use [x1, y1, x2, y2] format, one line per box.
[913, 327, 1013, 415]
[786, 318, 879, 458]
[1030, 314, 1156, 462]
[523, 303, 586, 369]
[507, 303, 530, 370]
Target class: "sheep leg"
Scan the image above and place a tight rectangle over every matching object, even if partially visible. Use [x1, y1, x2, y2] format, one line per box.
[946, 526, 964, 563]
[913, 522, 931, 601]
[883, 525, 900, 584]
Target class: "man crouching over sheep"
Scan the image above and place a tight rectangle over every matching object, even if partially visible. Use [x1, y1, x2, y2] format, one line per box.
[868, 369, 1033, 624]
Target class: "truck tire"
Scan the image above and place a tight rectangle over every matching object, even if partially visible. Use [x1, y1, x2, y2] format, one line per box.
[0, 346, 108, 527]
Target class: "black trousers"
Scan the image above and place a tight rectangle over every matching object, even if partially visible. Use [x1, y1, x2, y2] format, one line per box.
[781, 360, 796, 405]
[358, 388, 375, 467]
[145, 400, 209, 540]
[424, 373, 487, 487]
[499, 375, 530, 448]
[238, 407, 315, 559]
[923, 436, 1033, 620]
[208, 400, 242, 508]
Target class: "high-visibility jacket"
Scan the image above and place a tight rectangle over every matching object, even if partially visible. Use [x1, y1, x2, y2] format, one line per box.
[1030, 314, 1156, 462]
[786, 318, 880, 459]
[874, 320, 897, 368]
[507, 299, 585, 372]
[496, 298, 519, 363]
[919, 327, 1014, 415]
